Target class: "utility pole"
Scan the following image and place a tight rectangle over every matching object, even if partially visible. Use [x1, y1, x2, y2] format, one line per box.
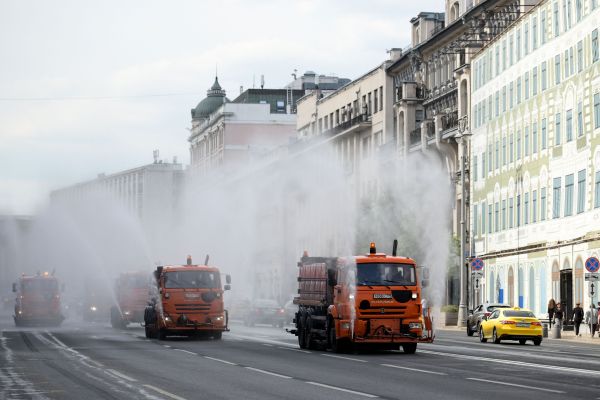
[456, 116, 471, 327]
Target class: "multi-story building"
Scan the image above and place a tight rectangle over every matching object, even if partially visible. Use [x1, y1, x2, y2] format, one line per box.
[471, 0, 600, 316]
[50, 154, 184, 247]
[386, 0, 524, 308]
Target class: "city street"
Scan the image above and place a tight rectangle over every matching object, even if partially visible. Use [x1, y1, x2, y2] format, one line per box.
[2, 311, 600, 400]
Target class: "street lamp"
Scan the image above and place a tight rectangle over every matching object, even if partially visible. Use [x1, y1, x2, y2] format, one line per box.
[456, 116, 471, 328]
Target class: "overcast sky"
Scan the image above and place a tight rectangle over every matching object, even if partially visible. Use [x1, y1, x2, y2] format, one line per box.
[0, 0, 440, 215]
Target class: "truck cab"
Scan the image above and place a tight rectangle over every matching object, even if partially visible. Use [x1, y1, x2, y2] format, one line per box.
[111, 271, 151, 328]
[144, 257, 231, 340]
[13, 272, 65, 327]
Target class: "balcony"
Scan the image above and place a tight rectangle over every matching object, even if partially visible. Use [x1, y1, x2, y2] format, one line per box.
[321, 114, 371, 137]
[395, 83, 426, 103]
[441, 110, 459, 132]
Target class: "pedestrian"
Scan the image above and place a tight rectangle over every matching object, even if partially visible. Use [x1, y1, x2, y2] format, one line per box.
[573, 302, 584, 336]
[590, 304, 599, 338]
[547, 298, 556, 328]
[554, 302, 564, 330]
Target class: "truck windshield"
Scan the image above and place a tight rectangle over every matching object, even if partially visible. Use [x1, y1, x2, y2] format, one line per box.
[356, 263, 416, 286]
[22, 279, 58, 293]
[164, 271, 220, 289]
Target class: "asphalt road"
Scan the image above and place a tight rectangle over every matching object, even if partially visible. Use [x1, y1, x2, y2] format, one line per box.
[2, 311, 600, 400]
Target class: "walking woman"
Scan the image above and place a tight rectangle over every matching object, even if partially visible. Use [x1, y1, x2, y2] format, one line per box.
[547, 298, 556, 328]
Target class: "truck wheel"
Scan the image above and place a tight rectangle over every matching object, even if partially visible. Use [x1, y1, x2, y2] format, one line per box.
[298, 321, 308, 349]
[304, 317, 316, 350]
[158, 329, 167, 340]
[402, 343, 417, 354]
[329, 323, 345, 353]
[144, 325, 151, 339]
[213, 331, 222, 340]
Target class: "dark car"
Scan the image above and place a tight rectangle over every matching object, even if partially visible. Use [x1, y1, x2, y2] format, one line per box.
[243, 299, 286, 328]
[467, 303, 511, 336]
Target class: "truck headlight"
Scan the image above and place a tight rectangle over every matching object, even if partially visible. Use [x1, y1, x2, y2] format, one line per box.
[412, 293, 418, 299]
[124, 311, 130, 315]
[164, 316, 171, 322]
[409, 322, 422, 330]
[215, 316, 224, 321]
[90, 306, 97, 311]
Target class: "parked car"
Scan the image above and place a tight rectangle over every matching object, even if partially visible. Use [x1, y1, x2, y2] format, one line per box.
[243, 299, 286, 328]
[479, 307, 543, 345]
[467, 302, 511, 336]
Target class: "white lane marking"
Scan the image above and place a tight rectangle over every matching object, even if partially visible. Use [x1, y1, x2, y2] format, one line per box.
[466, 378, 566, 394]
[307, 382, 378, 398]
[39, 332, 104, 368]
[244, 367, 292, 379]
[163, 345, 171, 348]
[277, 346, 311, 354]
[143, 384, 187, 400]
[381, 364, 447, 375]
[203, 356, 237, 365]
[322, 354, 367, 363]
[420, 349, 600, 376]
[227, 333, 297, 348]
[174, 349, 197, 356]
[262, 344, 274, 347]
[106, 369, 137, 382]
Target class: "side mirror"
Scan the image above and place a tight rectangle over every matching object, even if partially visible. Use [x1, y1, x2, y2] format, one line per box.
[224, 284, 231, 291]
[482, 315, 488, 321]
[12, 283, 17, 292]
[226, 274, 231, 284]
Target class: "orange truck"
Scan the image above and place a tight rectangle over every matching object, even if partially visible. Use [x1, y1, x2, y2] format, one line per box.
[144, 256, 231, 340]
[290, 241, 433, 353]
[13, 272, 65, 326]
[110, 271, 151, 328]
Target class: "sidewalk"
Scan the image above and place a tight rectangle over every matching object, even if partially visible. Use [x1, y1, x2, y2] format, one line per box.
[437, 325, 600, 344]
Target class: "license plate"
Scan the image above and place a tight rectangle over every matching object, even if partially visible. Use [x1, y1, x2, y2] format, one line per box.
[185, 293, 201, 299]
[516, 322, 530, 328]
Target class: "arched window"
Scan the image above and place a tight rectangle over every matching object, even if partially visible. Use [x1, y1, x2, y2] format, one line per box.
[450, 2, 460, 22]
[552, 261, 560, 300]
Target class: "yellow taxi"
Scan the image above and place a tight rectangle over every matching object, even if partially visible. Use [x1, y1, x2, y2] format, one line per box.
[479, 307, 542, 346]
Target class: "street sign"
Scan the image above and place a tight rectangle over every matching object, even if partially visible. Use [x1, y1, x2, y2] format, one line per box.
[585, 273, 600, 281]
[472, 271, 484, 277]
[585, 256, 600, 273]
[471, 258, 484, 271]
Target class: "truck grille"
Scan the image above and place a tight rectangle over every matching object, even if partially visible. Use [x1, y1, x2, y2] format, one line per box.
[174, 303, 211, 313]
[359, 305, 407, 316]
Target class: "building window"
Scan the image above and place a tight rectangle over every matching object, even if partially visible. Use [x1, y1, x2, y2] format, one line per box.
[488, 204, 493, 234]
[509, 82, 514, 108]
[553, 177, 562, 219]
[502, 199, 507, 230]
[482, 201, 486, 233]
[541, 10, 547, 44]
[517, 194, 521, 226]
[595, 172, 600, 208]
[502, 86, 507, 112]
[379, 86, 383, 111]
[553, 1, 560, 37]
[532, 67, 538, 96]
[517, 78, 522, 104]
[502, 136, 507, 165]
[542, 117, 547, 149]
[578, 102, 583, 137]
[532, 16, 538, 50]
[595, 93, 600, 129]
[473, 204, 479, 236]
[509, 35, 514, 66]
[481, 152, 486, 178]
[564, 50, 570, 78]
[541, 61, 547, 90]
[524, 23, 529, 55]
[373, 89, 378, 114]
[533, 189, 538, 223]
[509, 197, 514, 228]
[524, 192, 530, 224]
[517, 130, 521, 160]
[495, 91, 500, 117]
[577, 169, 586, 214]
[593, 29, 599, 63]
[488, 144, 493, 173]
[495, 202, 499, 232]
[516, 29, 522, 61]
[555, 112, 561, 146]
[525, 126, 530, 156]
[578, 40, 583, 72]
[569, 47, 574, 76]
[495, 139, 499, 169]
[566, 109, 573, 142]
[576, 0, 582, 21]
[533, 122, 538, 153]
[525, 72, 530, 100]
[555, 55, 561, 85]
[565, 0, 572, 30]
[509, 133, 514, 163]
[474, 155, 478, 181]
[565, 173, 574, 217]
[541, 187, 547, 221]
[502, 40, 507, 70]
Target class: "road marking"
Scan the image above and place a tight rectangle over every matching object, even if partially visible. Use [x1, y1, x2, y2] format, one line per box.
[262, 344, 274, 347]
[227, 333, 297, 348]
[278, 346, 311, 354]
[420, 349, 600, 376]
[244, 367, 292, 379]
[306, 382, 378, 398]
[381, 364, 447, 375]
[143, 384, 187, 400]
[466, 378, 566, 394]
[203, 356, 237, 365]
[163, 345, 171, 348]
[322, 354, 367, 363]
[106, 369, 137, 382]
[174, 349, 197, 356]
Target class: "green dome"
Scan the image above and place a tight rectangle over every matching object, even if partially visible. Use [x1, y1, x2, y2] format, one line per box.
[191, 77, 229, 120]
